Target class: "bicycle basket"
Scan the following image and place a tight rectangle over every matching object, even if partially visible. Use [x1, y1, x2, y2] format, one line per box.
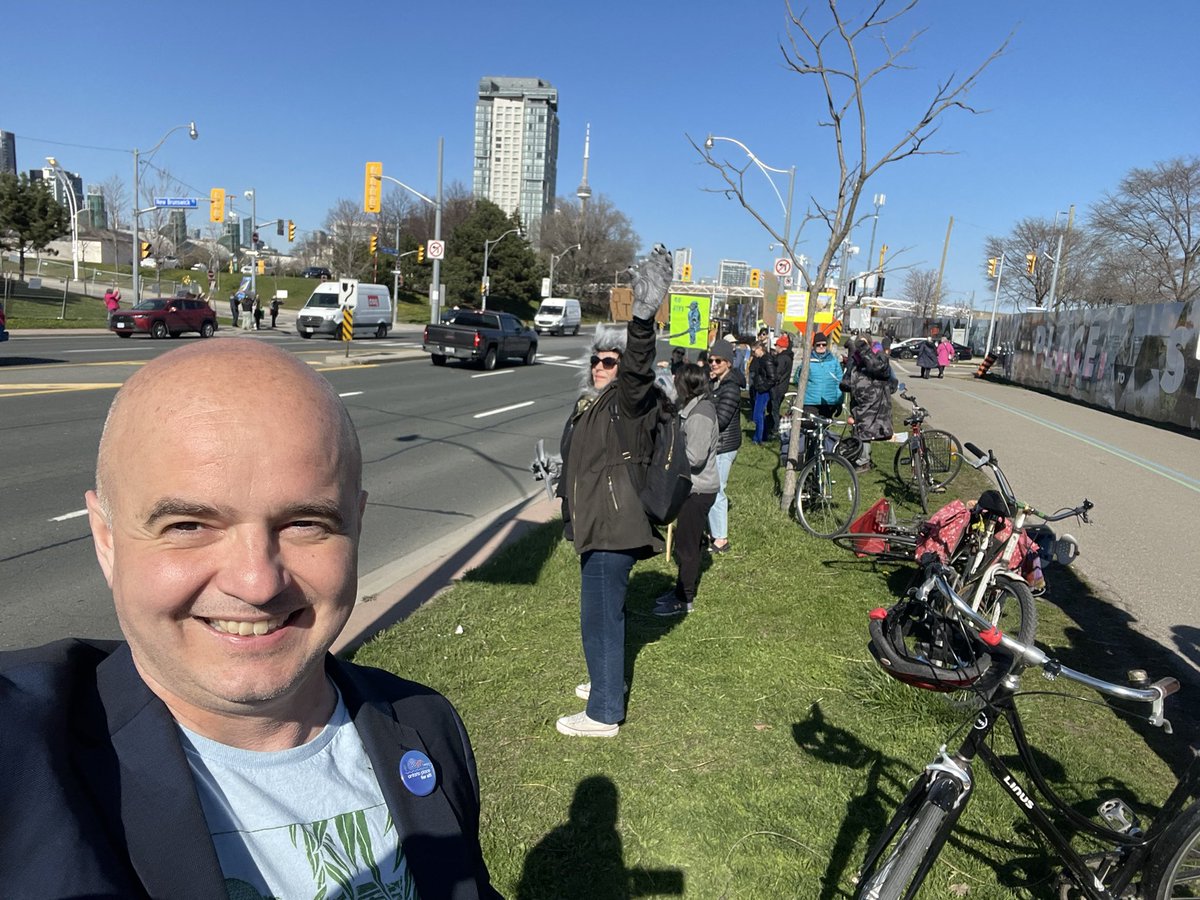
[923, 432, 960, 476]
[868, 598, 994, 692]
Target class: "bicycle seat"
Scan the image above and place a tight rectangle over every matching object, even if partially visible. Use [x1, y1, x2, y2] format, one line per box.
[975, 489, 1014, 519]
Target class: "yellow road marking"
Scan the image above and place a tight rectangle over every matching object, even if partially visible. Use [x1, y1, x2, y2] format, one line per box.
[0, 383, 123, 398]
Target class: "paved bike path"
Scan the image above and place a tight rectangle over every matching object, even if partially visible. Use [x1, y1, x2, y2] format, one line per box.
[889, 360, 1200, 683]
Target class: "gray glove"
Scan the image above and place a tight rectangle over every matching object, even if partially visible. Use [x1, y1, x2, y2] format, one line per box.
[629, 243, 673, 321]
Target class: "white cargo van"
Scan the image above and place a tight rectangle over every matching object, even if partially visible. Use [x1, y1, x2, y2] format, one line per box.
[296, 280, 393, 339]
[534, 297, 581, 335]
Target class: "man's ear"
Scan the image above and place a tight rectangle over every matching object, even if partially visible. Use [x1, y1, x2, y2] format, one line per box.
[85, 490, 115, 588]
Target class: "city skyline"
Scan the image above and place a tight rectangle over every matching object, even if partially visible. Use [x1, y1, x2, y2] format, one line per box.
[2, 1, 1199, 306]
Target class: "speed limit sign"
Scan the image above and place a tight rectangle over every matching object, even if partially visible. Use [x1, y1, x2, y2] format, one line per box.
[774, 257, 793, 278]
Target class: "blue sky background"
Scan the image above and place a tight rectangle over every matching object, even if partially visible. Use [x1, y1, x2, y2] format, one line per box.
[4, 0, 1198, 311]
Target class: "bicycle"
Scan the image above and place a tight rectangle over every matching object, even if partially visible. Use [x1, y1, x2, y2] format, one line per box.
[892, 390, 964, 514]
[855, 565, 1198, 900]
[792, 411, 860, 538]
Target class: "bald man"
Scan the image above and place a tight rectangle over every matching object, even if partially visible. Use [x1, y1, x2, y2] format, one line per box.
[0, 340, 500, 900]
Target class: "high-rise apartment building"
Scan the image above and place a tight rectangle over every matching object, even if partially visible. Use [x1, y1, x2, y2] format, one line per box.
[86, 191, 107, 229]
[718, 259, 750, 288]
[32, 166, 84, 213]
[473, 76, 559, 244]
[0, 131, 16, 175]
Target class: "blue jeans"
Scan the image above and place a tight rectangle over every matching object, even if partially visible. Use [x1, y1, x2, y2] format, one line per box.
[707, 450, 738, 541]
[751, 391, 771, 443]
[579, 550, 636, 724]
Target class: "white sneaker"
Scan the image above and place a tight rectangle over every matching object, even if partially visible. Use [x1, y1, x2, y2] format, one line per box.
[555, 711, 619, 737]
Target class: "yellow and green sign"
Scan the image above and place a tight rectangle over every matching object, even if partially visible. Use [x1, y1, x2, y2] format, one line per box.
[667, 294, 711, 349]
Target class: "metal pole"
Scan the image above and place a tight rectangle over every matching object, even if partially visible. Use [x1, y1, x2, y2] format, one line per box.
[866, 193, 884, 293]
[393, 220, 400, 330]
[985, 253, 1005, 357]
[1046, 231, 1065, 309]
[482, 239, 491, 311]
[548, 254, 556, 299]
[430, 137, 444, 324]
[779, 166, 794, 333]
[249, 189, 257, 298]
[132, 148, 140, 304]
[932, 215, 953, 319]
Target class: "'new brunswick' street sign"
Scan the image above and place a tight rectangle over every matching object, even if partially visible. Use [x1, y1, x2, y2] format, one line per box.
[154, 198, 199, 208]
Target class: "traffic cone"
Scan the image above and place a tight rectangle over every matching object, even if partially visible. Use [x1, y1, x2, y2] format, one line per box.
[974, 353, 997, 378]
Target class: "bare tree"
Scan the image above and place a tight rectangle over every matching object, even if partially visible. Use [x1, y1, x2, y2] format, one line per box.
[1090, 156, 1200, 303]
[324, 199, 372, 279]
[982, 217, 1100, 310]
[900, 268, 939, 316]
[540, 194, 640, 310]
[694, 0, 1010, 506]
[95, 175, 129, 275]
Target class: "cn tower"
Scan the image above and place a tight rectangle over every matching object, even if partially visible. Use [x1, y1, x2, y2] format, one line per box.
[576, 123, 592, 213]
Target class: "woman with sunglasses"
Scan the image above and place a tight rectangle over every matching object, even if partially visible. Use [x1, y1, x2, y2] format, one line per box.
[554, 245, 673, 738]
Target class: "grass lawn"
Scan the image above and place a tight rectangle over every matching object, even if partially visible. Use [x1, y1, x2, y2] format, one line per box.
[351, 410, 1196, 899]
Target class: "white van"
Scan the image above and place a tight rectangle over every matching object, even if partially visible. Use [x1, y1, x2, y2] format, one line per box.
[296, 280, 393, 339]
[534, 297, 581, 335]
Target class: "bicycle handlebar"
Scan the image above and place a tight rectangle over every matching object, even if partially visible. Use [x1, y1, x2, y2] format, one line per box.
[917, 566, 1178, 731]
[963, 441, 1093, 525]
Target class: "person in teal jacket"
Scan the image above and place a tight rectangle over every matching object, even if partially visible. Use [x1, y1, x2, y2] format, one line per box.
[797, 332, 844, 418]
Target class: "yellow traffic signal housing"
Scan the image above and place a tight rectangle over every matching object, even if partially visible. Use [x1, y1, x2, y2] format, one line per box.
[417, 245, 425, 264]
[1026, 252, 1037, 275]
[369, 235, 378, 255]
[287, 220, 295, 242]
[140, 241, 152, 260]
[682, 263, 692, 282]
[987, 257, 997, 278]
[749, 268, 761, 288]
[257, 258, 265, 275]
[364, 162, 382, 213]
[209, 188, 225, 223]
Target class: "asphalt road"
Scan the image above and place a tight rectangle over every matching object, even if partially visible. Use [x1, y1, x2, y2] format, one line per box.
[0, 325, 592, 650]
[888, 357, 1200, 682]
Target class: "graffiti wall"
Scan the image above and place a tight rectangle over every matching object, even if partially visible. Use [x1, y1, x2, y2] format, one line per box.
[993, 300, 1200, 431]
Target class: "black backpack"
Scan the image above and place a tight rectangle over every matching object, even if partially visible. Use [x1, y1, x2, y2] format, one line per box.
[612, 400, 692, 526]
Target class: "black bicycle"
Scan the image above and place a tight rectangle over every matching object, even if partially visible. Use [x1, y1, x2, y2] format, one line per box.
[856, 566, 1198, 899]
[792, 411, 860, 538]
[892, 390, 963, 514]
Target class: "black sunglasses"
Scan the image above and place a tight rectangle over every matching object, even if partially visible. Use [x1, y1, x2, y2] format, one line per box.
[590, 355, 619, 370]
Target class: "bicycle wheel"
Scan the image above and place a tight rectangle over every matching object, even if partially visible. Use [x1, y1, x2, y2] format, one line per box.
[893, 430, 963, 490]
[795, 453, 859, 538]
[971, 578, 1038, 692]
[912, 446, 929, 514]
[856, 775, 966, 900]
[1143, 797, 1200, 899]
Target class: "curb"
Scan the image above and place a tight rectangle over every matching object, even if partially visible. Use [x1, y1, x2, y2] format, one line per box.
[333, 491, 561, 656]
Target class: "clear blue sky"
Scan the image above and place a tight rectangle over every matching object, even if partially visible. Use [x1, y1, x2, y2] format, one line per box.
[5, 0, 1198, 311]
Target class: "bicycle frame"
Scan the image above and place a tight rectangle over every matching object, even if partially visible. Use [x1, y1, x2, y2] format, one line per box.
[868, 679, 1200, 899]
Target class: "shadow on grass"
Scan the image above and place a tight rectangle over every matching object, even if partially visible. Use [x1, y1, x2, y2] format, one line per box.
[515, 775, 684, 899]
[1036, 564, 1199, 772]
[464, 518, 562, 586]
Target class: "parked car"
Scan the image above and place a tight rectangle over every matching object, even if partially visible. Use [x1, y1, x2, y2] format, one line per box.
[889, 337, 973, 361]
[301, 266, 332, 279]
[109, 296, 218, 339]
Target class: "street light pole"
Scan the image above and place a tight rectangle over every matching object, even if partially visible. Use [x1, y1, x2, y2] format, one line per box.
[548, 243, 581, 298]
[131, 122, 198, 304]
[45, 158, 79, 282]
[482, 227, 522, 311]
[369, 150, 443, 322]
[985, 252, 1006, 357]
[244, 189, 257, 297]
[865, 192, 885, 292]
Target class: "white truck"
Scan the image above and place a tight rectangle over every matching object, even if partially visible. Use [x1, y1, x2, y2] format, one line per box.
[296, 280, 393, 339]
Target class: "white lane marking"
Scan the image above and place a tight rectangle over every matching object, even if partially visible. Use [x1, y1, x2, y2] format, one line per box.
[339, 391, 363, 397]
[471, 369, 514, 379]
[63, 347, 154, 354]
[51, 509, 89, 522]
[473, 401, 535, 419]
[546, 361, 586, 369]
[538, 355, 569, 362]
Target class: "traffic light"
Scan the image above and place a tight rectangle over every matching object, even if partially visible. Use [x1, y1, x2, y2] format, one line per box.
[749, 268, 760, 288]
[1026, 252, 1037, 275]
[140, 241, 152, 260]
[276, 219, 284, 236]
[257, 258, 265, 275]
[874, 276, 886, 297]
[682, 263, 692, 282]
[209, 188, 225, 223]
[369, 234, 378, 255]
[987, 257, 997, 278]
[417, 245, 425, 264]
[287, 220, 295, 242]
[364, 162, 382, 213]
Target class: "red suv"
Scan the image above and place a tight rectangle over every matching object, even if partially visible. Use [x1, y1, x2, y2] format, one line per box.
[110, 296, 218, 339]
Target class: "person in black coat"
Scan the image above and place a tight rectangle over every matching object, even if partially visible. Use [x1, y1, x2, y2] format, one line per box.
[768, 333, 795, 439]
[748, 340, 777, 444]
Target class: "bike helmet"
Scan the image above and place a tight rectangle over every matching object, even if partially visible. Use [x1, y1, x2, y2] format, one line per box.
[867, 599, 1000, 692]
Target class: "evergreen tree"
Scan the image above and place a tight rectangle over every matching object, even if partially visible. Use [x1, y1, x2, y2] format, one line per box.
[0, 173, 70, 279]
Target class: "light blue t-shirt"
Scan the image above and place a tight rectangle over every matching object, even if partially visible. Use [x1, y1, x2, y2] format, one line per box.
[178, 688, 419, 900]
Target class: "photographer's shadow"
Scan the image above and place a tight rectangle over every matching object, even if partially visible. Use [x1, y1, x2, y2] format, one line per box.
[516, 775, 684, 899]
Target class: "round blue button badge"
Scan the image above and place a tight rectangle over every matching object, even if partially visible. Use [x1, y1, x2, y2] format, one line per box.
[399, 750, 437, 797]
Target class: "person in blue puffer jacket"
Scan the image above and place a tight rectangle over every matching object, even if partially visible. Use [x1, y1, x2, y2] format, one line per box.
[797, 331, 844, 418]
